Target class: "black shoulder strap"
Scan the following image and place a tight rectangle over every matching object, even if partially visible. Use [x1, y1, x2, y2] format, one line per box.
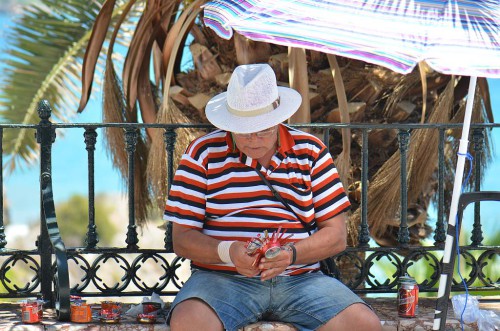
[254, 169, 315, 234]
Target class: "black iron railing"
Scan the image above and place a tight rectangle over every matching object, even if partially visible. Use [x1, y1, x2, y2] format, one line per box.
[0, 101, 498, 320]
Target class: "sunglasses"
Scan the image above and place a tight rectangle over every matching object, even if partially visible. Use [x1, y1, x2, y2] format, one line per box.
[233, 126, 277, 138]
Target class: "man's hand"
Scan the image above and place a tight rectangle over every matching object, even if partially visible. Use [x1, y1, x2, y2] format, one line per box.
[258, 249, 292, 281]
[229, 241, 261, 277]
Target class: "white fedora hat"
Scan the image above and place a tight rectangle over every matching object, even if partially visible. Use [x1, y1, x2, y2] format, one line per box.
[205, 63, 302, 133]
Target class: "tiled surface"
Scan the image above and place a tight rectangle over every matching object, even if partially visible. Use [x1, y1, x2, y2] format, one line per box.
[0, 298, 497, 330]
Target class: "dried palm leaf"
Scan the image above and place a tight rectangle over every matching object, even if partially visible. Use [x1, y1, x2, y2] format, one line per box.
[152, 42, 164, 86]
[132, 135, 152, 225]
[102, 0, 140, 177]
[122, 0, 150, 96]
[125, 46, 171, 224]
[407, 77, 455, 202]
[136, 3, 178, 138]
[147, 0, 204, 211]
[99, 0, 155, 225]
[370, 66, 405, 86]
[147, 99, 197, 210]
[190, 43, 222, 80]
[161, 0, 205, 77]
[478, 78, 493, 122]
[327, 54, 352, 189]
[123, 2, 176, 111]
[382, 69, 421, 118]
[418, 61, 429, 124]
[103, 59, 153, 226]
[78, 0, 117, 113]
[357, 154, 399, 240]
[149, 0, 163, 28]
[288, 47, 310, 124]
[103, 56, 154, 226]
[103, 58, 128, 178]
[432, 84, 492, 219]
[138, 52, 159, 131]
[449, 83, 489, 135]
[234, 32, 272, 65]
[336, 68, 366, 96]
[353, 77, 455, 242]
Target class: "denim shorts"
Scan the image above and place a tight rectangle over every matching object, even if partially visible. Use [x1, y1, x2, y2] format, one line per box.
[167, 270, 368, 331]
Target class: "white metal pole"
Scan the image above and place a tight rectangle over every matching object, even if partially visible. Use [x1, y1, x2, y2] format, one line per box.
[432, 76, 477, 330]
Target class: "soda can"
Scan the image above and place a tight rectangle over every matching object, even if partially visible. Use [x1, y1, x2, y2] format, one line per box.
[263, 241, 282, 259]
[71, 301, 92, 323]
[397, 275, 419, 318]
[142, 302, 161, 314]
[99, 301, 122, 324]
[21, 300, 43, 324]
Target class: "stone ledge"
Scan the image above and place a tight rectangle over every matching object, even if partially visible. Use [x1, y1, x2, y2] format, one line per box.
[0, 298, 497, 331]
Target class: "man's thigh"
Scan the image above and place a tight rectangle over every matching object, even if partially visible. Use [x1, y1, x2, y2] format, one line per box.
[167, 270, 271, 331]
[270, 273, 369, 330]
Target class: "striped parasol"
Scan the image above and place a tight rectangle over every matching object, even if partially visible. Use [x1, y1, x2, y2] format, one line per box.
[203, 1, 500, 330]
[203, 0, 500, 78]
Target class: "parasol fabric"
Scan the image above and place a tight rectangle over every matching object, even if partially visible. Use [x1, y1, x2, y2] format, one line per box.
[203, 0, 500, 78]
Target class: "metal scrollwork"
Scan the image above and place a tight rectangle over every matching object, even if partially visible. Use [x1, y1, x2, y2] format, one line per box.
[168, 256, 189, 290]
[476, 249, 499, 287]
[67, 253, 92, 292]
[451, 250, 478, 288]
[0, 254, 40, 294]
[332, 251, 364, 289]
[131, 253, 171, 292]
[91, 253, 131, 293]
[3, 112, 500, 303]
[401, 250, 440, 290]
[365, 251, 402, 290]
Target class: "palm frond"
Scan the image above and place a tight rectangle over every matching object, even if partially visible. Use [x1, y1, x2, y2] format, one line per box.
[0, 0, 137, 172]
[0, 0, 103, 171]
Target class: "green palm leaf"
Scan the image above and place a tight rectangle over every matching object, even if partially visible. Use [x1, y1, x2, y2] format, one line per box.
[0, 0, 136, 172]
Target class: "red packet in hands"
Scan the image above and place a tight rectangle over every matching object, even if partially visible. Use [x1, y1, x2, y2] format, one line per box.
[244, 227, 293, 266]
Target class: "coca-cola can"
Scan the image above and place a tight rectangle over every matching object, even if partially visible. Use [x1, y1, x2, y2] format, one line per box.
[397, 275, 419, 318]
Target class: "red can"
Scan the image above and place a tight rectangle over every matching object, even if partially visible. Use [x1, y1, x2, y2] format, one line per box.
[397, 275, 419, 318]
[99, 301, 122, 324]
[142, 302, 161, 314]
[71, 302, 92, 323]
[21, 300, 43, 324]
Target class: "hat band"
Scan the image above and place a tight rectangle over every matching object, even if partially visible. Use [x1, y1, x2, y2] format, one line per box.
[226, 97, 280, 117]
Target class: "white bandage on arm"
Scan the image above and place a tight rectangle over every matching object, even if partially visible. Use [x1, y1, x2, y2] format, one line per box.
[217, 241, 235, 264]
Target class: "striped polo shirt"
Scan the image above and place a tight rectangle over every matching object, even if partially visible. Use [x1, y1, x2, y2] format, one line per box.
[164, 124, 351, 275]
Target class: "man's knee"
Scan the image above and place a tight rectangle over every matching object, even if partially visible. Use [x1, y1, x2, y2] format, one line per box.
[170, 299, 224, 331]
[320, 303, 382, 331]
[343, 303, 381, 330]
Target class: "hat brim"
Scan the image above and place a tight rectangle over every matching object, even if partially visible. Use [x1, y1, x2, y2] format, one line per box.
[205, 86, 302, 133]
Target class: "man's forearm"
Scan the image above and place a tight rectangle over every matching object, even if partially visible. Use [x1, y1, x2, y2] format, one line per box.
[293, 216, 347, 265]
[172, 225, 223, 264]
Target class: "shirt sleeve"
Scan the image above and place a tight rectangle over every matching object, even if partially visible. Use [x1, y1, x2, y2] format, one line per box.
[310, 145, 351, 222]
[164, 151, 207, 229]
